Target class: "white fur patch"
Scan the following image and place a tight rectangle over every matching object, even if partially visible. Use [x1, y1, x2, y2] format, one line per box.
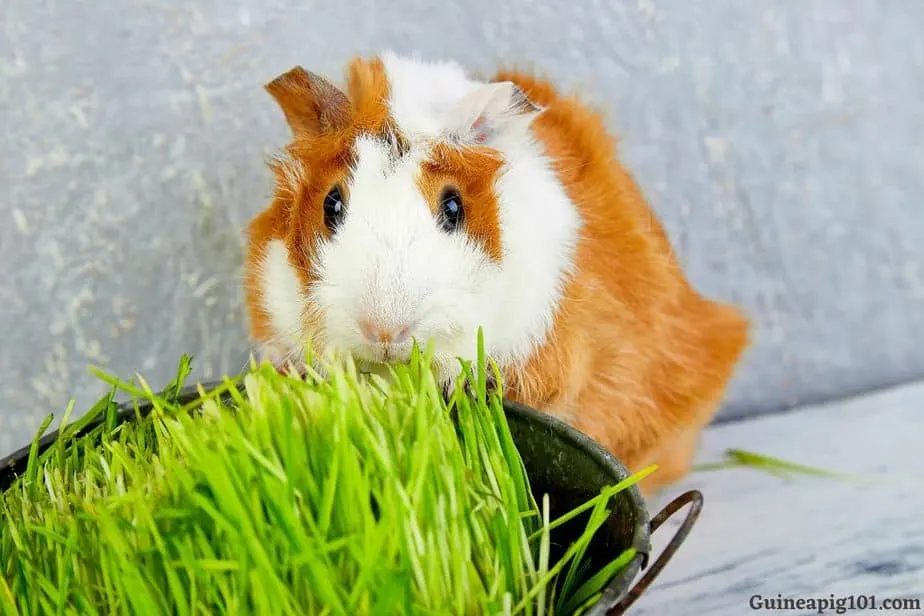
[308, 135, 495, 382]
[380, 52, 582, 371]
[257, 239, 308, 362]
[380, 51, 484, 138]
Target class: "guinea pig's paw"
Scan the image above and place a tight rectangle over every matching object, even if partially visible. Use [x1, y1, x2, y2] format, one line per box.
[257, 344, 307, 378]
[441, 380, 453, 405]
[256, 343, 285, 367]
[439, 373, 471, 405]
[440, 366, 498, 405]
[488, 370, 500, 393]
[460, 370, 499, 401]
[480, 370, 499, 397]
[441, 375, 459, 405]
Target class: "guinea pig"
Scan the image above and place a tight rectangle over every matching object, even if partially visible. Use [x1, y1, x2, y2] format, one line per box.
[242, 51, 750, 495]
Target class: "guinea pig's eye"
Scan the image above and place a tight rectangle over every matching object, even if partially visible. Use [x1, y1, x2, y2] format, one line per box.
[438, 188, 464, 233]
[323, 186, 346, 233]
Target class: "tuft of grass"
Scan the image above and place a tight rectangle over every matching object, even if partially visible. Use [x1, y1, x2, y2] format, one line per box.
[0, 334, 648, 615]
[693, 449, 861, 481]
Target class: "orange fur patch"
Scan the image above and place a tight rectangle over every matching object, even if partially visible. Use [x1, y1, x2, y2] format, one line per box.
[244, 56, 405, 346]
[346, 57, 404, 144]
[418, 143, 505, 261]
[492, 69, 751, 493]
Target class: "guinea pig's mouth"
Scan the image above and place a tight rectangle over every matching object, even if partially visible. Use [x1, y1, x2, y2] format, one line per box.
[353, 342, 413, 365]
[355, 359, 395, 379]
[350, 342, 418, 376]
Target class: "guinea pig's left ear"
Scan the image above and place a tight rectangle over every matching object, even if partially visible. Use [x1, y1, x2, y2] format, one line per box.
[265, 66, 351, 137]
[443, 81, 541, 145]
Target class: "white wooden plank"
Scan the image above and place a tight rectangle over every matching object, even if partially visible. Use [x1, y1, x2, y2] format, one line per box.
[629, 381, 924, 615]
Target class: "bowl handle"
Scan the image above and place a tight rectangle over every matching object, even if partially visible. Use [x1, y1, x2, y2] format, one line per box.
[608, 489, 704, 615]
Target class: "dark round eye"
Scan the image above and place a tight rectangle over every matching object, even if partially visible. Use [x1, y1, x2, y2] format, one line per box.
[323, 186, 345, 233]
[438, 189, 464, 233]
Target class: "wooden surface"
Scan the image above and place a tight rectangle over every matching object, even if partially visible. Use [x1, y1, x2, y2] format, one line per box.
[628, 381, 924, 615]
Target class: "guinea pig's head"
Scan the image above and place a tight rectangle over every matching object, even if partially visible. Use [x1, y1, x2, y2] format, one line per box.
[243, 54, 579, 384]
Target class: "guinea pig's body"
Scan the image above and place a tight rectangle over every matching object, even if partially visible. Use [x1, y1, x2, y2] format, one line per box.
[243, 52, 750, 494]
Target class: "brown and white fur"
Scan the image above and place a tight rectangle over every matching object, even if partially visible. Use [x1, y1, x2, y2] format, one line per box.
[242, 52, 751, 495]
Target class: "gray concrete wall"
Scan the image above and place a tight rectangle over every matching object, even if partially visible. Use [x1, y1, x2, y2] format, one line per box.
[2, 0, 923, 456]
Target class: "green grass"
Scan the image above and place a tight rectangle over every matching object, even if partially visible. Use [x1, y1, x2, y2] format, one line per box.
[693, 448, 854, 479]
[0, 336, 651, 616]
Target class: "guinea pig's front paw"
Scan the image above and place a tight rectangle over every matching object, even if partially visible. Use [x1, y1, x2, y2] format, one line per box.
[441, 378, 456, 405]
[462, 371, 499, 400]
[440, 368, 499, 406]
[483, 370, 499, 397]
[256, 344, 309, 378]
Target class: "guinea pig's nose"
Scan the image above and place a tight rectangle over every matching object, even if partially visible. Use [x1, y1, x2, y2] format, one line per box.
[359, 319, 412, 345]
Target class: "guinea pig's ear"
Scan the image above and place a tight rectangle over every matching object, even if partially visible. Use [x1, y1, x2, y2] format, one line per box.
[265, 66, 351, 137]
[443, 81, 541, 145]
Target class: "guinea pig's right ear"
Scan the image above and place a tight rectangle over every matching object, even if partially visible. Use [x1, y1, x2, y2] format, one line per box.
[265, 66, 351, 137]
[442, 81, 541, 146]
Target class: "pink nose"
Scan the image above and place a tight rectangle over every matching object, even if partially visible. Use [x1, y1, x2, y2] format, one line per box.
[359, 319, 412, 345]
